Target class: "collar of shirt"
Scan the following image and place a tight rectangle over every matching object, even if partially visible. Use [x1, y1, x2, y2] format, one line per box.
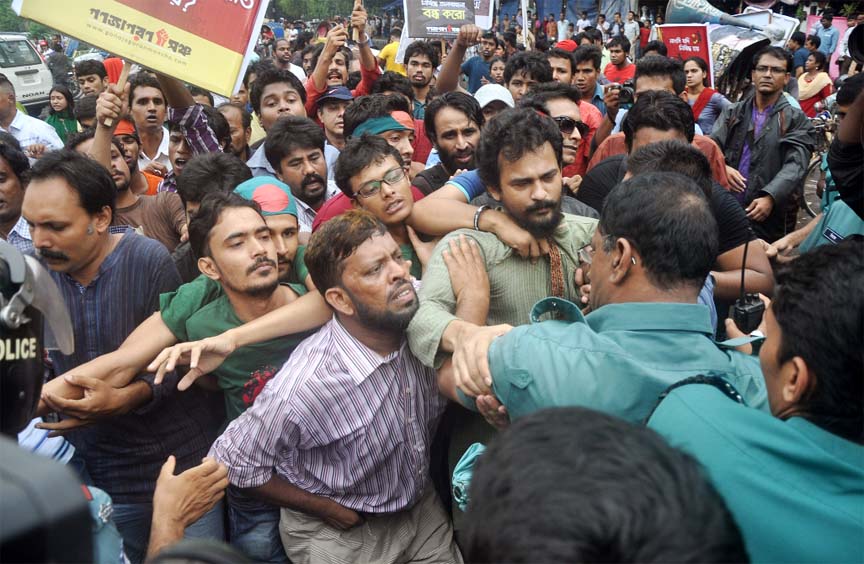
[593, 82, 604, 102]
[586, 302, 715, 337]
[785, 416, 862, 466]
[8, 109, 24, 132]
[328, 316, 408, 385]
[9, 215, 31, 241]
[139, 127, 171, 168]
[246, 144, 277, 175]
[56, 230, 132, 290]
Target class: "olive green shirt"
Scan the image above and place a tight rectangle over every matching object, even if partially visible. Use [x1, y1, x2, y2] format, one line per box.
[407, 213, 598, 368]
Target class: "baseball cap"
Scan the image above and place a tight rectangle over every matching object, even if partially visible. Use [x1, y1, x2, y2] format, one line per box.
[113, 119, 137, 138]
[233, 176, 297, 217]
[556, 39, 578, 52]
[317, 85, 353, 106]
[474, 84, 515, 110]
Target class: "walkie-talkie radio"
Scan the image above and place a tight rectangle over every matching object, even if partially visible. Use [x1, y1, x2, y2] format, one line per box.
[730, 239, 765, 334]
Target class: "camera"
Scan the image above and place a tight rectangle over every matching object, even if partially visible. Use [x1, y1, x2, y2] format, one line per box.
[616, 79, 636, 108]
[731, 293, 765, 334]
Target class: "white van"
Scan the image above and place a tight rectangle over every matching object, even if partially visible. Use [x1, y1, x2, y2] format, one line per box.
[0, 33, 53, 112]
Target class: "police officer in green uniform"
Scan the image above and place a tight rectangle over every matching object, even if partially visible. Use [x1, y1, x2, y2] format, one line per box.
[648, 240, 863, 563]
[443, 172, 768, 425]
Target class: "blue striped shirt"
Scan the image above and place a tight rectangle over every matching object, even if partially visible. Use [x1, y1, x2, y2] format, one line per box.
[211, 316, 448, 514]
[45, 231, 223, 503]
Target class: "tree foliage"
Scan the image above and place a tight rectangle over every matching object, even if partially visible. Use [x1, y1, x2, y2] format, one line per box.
[273, 0, 393, 21]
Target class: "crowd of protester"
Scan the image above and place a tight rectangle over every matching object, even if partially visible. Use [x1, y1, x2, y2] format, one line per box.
[1, 4, 862, 563]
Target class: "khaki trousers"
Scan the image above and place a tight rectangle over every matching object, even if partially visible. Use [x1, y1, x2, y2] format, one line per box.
[279, 489, 463, 564]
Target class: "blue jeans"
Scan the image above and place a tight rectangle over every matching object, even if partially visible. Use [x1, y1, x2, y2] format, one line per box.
[113, 499, 225, 564]
[229, 502, 288, 563]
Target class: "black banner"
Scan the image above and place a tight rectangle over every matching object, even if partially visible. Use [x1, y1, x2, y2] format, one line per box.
[403, 0, 474, 38]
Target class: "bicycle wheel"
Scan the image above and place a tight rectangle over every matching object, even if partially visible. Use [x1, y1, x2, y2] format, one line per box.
[801, 158, 822, 218]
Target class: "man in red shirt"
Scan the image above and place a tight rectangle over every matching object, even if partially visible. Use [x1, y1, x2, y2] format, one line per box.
[603, 36, 635, 83]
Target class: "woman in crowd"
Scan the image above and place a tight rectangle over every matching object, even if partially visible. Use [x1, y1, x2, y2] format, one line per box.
[798, 50, 832, 117]
[684, 56, 731, 135]
[44, 85, 77, 144]
[489, 57, 505, 84]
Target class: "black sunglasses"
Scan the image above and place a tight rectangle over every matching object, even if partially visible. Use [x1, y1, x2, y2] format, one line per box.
[553, 116, 589, 138]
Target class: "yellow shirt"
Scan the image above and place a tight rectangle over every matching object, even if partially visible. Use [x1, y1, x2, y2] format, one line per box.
[378, 42, 406, 75]
[250, 114, 266, 145]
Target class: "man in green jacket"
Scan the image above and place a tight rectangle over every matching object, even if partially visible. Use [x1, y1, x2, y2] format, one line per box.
[649, 239, 863, 563]
[445, 171, 767, 424]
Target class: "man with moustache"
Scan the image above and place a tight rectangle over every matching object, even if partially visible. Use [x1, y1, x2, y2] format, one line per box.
[264, 116, 339, 237]
[406, 109, 597, 530]
[160, 185, 308, 562]
[23, 150, 224, 562]
[112, 119, 163, 195]
[404, 41, 438, 120]
[210, 210, 464, 564]
[413, 92, 483, 196]
[272, 38, 307, 81]
[68, 129, 186, 253]
[217, 102, 253, 163]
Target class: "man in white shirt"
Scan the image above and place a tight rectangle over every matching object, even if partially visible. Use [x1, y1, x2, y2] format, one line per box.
[0, 74, 63, 156]
[557, 12, 571, 41]
[576, 11, 591, 32]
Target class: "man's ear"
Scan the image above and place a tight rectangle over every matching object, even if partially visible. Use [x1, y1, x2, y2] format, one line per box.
[93, 205, 113, 234]
[609, 237, 636, 284]
[782, 356, 813, 405]
[197, 256, 221, 281]
[486, 183, 503, 202]
[324, 286, 356, 317]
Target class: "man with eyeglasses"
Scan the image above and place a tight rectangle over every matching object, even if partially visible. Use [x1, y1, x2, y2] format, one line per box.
[333, 135, 428, 280]
[711, 46, 815, 242]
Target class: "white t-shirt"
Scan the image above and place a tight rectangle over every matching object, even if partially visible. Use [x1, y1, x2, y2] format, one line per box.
[576, 18, 591, 32]
[2, 110, 63, 152]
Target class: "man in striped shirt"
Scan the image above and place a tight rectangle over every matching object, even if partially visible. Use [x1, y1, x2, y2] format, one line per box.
[210, 210, 464, 564]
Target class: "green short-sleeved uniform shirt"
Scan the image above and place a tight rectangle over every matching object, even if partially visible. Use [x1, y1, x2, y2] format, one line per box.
[649, 384, 864, 563]
[295, 243, 423, 283]
[471, 299, 767, 423]
[160, 275, 310, 422]
[799, 199, 864, 253]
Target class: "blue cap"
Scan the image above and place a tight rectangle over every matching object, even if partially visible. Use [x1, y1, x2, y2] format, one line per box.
[233, 176, 297, 218]
[317, 85, 353, 106]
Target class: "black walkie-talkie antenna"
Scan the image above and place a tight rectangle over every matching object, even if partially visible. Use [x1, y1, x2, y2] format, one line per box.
[739, 238, 749, 303]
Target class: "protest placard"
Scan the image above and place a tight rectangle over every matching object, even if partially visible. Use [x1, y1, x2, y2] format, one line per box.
[403, 0, 474, 39]
[11, 0, 269, 96]
[655, 24, 714, 87]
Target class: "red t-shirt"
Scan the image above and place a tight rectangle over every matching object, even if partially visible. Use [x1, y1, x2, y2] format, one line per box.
[311, 185, 426, 231]
[603, 62, 636, 83]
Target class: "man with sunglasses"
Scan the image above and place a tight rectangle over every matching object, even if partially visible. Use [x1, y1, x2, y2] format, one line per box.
[711, 46, 815, 242]
[408, 85, 597, 246]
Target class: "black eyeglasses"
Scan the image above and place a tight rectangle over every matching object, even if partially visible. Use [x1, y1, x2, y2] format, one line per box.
[354, 167, 406, 199]
[553, 116, 589, 138]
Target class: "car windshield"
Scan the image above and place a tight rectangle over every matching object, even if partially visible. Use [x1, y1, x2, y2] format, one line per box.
[0, 40, 41, 68]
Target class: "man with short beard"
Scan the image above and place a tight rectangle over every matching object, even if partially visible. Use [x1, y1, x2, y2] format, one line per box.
[264, 116, 339, 237]
[406, 108, 597, 529]
[272, 38, 307, 81]
[113, 119, 163, 195]
[413, 92, 483, 196]
[210, 210, 463, 563]
[68, 128, 186, 253]
[404, 40, 439, 119]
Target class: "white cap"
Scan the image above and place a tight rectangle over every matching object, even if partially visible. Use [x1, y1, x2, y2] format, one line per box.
[474, 84, 515, 110]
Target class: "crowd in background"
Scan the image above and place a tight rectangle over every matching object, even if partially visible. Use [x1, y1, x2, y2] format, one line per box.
[1, 3, 862, 563]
